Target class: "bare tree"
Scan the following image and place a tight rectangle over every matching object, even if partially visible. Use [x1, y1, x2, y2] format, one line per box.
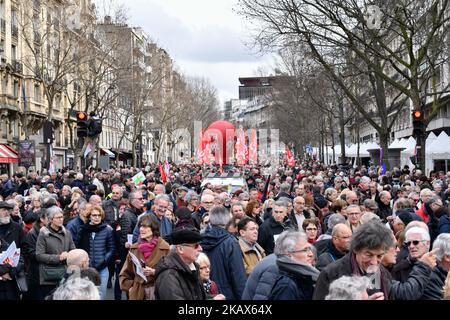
[237, 0, 450, 168]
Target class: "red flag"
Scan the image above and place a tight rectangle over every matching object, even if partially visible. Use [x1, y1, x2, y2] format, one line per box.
[159, 162, 167, 183]
[249, 128, 257, 164]
[236, 128, 248, 166]
[286, 145, 295, 167]
[197, 129, 204, 165]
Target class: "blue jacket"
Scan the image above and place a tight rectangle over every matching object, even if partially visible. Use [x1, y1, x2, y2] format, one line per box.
[242, 253, 279, 300]
[66, 216, 85, 246]
[201, 226, 247, 300]
[132, 211, 172, 243]
[438, 215, 450, 234]
[78, 222, 115, 271]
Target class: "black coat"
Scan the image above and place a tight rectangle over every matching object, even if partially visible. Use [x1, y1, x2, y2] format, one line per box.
[0, 238, 24, 300]
[313, 252, 432, 300]
[421, 265, 448, 300]
[316, 241, 346, 271]
[257, 216, 291, 255]
[155, 252, 206, 300]
[392, 256, 414, 282]
[0, 221, 25, 249]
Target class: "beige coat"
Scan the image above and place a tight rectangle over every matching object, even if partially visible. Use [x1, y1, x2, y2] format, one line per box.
[239, 238, 266, 277]
[119, 238, 170, 300]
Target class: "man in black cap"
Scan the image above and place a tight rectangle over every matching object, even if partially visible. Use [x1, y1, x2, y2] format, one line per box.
[0, 201, 25, 248]
[155, 228, 206, 300]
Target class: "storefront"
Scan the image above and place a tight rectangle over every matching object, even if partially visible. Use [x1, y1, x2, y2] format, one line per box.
[0, 144, 19, 175]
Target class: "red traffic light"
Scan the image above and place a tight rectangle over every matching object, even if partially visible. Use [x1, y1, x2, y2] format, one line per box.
[412, 111, 423, 119]
[77, 111, 87, 120]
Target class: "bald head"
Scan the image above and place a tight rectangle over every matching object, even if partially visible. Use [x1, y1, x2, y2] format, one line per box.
[331, 223, 352, 253]
[66, 249, 89, 270]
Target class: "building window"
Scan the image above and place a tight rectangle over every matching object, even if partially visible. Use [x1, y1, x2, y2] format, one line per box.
[34, 84, 40, 102]
[13, 80, 19, 98]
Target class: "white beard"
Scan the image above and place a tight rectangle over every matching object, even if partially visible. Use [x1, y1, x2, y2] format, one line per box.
[0, 216, 11, 225]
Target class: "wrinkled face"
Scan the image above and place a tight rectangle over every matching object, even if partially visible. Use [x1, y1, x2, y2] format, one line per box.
[239, 221, 259, 244]
[305, 223, 318, 241]
[230, 205, 243, 219]
[139, 223, 153, 240]
[288, 240, 315, 266]
[355, 247, 386, 273]
[347, 207, 362, 225]
[295, 185, 306, 196]
[201, 196, 215, 211]
[178, 243, 202, 264]
[198, 261, 210, 281]
[382, 245, 399, 267]
[154, 185, 165, 195]
[155, 199, 169, 218]
[51, 212, 65, 228]
[272, 205, 287, 222]
[346, 193, 358, 205]
[249, 190, 259, 201]
[294, 197, 305, 213]
[405, 233, 429, 259]
[130, 192, 144, 210]
[112, 188, 122, 201]
[0, 208, 11, 224]
[89, 209, 103, 225]
[381, 193, 391, 205]
[332, 228, 352, 252]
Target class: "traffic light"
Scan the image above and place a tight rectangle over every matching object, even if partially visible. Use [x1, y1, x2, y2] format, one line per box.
[76, 111, 88, 137]
[412, 110, 424, 136]
[87, 115, 102, 137]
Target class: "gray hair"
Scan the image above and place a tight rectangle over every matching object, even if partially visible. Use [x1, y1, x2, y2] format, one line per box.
[52, 276, 100, 300]
[350, 220, 394, 253]
[360, 176, 371, 185]
[432, 233, 450, 263]
[46, 206, 63, 221]
[325, 275, 370, 300]
[209, 205, 232, 228]
[327, 214, 346, 230]
[428, 195, 443, 206]
[75, 173, 83, 181]
[77, 198, 88, 211]
[274, 200, 289, 210]
[274, 230, 307, 256]
[196, 252, 211, 266]
[324, 188, 337, 199]
[280, 183, 291, 193]
[184, 191, 199, 203]
[278, 196, 292, 205]
[238, 192, 250, 201]
[155, 194, 170, 205]
[405, 226, 430, 242]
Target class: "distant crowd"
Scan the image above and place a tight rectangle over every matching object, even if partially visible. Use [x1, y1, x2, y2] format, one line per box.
[0, 161, 450, 300]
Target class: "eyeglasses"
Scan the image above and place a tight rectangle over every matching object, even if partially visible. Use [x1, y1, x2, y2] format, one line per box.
[132, 197, 144, 201]
[405, 240, 427, 247]
[181, 243, 201, 249]
[90, 214, 102, 218]
[290, 247, 312, 254]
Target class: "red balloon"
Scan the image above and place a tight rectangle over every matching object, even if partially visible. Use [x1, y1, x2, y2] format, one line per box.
[205, 120, 236, 164]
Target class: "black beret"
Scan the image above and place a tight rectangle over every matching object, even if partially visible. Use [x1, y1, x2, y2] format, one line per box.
[164, 228, 202, 245]
[0, 201, 14, 210]
[396, 209, 413, 226]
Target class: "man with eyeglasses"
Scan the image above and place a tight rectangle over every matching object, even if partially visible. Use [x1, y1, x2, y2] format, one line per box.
[316, 224, 352, 271]
[132, 194, 173, 242]
[191, 194, 215, 230]
[268, 230, 320, 300]
[392, 227, 434, 283]
[155, 228, 207, 300]
[313, 221, 436, 300]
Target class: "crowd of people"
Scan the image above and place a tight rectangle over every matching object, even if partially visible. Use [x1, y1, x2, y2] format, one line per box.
[1, 160, 450, 300]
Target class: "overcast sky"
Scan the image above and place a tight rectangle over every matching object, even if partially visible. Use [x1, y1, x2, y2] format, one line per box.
[103, 0, 273, 108]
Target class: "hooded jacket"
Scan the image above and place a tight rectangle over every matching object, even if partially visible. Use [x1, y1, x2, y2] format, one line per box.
[201, 226, 247, 300]
[154, 251, 206, 300]
[269, 255, 320, 300]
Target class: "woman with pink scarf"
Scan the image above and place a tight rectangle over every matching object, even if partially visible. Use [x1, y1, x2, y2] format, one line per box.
[119, 215, 170, 300]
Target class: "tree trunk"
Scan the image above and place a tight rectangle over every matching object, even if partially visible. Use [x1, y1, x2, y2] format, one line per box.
[379, 132, 390, 171]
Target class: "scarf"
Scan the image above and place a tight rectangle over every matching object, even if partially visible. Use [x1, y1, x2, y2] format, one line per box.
[276, 255, 320, 281]
[138, 237, 159, 260]
[203, 279, 212, 294]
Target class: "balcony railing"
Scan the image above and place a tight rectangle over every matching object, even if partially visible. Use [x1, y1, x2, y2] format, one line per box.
[11, 60, 23, 74]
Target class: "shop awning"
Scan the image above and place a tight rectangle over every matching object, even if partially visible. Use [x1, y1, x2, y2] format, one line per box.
[0, 144, 19, 164]
[101, 148, 115, 158]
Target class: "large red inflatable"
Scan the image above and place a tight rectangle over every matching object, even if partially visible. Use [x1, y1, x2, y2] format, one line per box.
[204, 120, 236, 164]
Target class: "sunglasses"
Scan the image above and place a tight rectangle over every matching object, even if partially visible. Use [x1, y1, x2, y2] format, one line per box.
[404, 240, 426, 247]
